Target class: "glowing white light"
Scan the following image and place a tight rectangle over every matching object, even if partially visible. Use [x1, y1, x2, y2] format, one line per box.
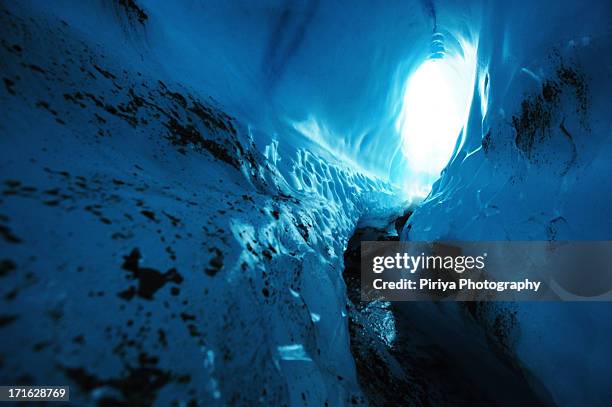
[397, 42, 477, 195]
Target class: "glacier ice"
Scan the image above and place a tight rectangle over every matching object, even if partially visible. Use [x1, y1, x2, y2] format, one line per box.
[277, 344, 313, 362]
[1, 0, 611, 406]
[404, 1, 612, 405]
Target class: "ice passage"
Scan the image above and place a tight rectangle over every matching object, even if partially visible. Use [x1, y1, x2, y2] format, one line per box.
[1, 0, 612, 406]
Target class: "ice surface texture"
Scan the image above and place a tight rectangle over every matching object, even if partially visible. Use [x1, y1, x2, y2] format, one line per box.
[405, 1, 612, 405]
[2, 0, 612, 406]
[0, 1, 404, 405]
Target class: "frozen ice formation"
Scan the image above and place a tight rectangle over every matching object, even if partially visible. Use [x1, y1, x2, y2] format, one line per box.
[0, 1, 405, 405]
[404, 1, 612, 405]
[1, 0, 611, 406]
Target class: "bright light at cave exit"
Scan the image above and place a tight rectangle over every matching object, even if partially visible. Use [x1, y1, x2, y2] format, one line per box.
[397, 43, 477, 198]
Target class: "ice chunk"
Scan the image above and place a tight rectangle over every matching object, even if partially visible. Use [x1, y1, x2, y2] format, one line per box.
[277, 344, 312, 362]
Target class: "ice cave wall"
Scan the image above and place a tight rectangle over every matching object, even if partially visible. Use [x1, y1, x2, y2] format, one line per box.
[134, 0, 430, 184]
[0, 0, 431, 405]
[2, 0, 611, 405]
[405, 1, 612, 405]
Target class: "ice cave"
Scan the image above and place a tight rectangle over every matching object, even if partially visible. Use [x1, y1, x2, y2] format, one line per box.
[1, 0, 611, 406]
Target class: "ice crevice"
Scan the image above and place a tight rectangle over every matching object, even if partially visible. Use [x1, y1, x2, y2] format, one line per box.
[1, 0, 612, 406]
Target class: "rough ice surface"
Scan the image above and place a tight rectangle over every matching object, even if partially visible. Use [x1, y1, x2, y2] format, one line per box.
[404, 1, 612, 405]
[0, 1, 407, 405]
[1, 0, 611, 406]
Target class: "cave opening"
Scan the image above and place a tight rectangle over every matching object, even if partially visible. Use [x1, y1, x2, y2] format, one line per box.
[397, 36, 478, 199]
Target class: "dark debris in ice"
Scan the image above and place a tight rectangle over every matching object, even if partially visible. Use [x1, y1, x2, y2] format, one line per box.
[62, 355, 175, 407]
[512, 60, 588, 168]
[119, 248, 183, 300]
[205, 248, 224, 276]
[117, 0, 148, 25]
